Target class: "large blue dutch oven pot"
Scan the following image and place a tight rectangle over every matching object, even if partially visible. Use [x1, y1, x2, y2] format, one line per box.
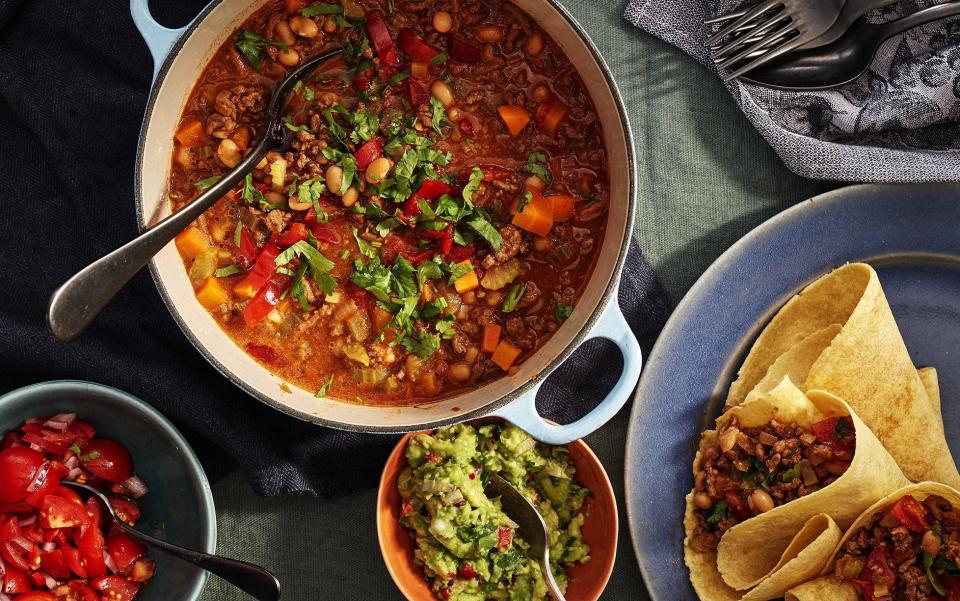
[129, 0, 640, 441]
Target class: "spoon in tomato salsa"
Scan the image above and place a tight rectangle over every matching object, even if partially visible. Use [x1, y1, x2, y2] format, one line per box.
[62, 481, 281, 601]
[47, 47, 344, 342]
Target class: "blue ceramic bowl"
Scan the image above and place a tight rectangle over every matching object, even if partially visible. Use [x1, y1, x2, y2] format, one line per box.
[0, 380, 216, 601]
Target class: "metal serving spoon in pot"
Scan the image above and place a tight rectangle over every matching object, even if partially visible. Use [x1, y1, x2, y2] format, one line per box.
[742, 1, 960, 90]
[485, 474, 566, 601]
[47, 48, 344, 342]
[62, 481, 281, 601]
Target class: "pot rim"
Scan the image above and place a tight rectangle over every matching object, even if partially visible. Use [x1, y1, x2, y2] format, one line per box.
[134, 0, 637, 433]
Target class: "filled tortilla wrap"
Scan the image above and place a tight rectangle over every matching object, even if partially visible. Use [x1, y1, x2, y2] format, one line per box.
[685, 378, 909, 599]
[726, 263, 959, 487]
[786, 482, 960, 601]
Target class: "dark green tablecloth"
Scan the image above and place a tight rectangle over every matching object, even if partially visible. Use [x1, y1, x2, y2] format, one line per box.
[200, 2, 835, 599]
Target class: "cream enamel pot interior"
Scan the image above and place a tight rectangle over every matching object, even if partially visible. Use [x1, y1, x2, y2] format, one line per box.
[130, 0, 640, 439]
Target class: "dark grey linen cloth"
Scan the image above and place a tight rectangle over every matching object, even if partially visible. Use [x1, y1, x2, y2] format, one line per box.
[624, 0, 960, 182]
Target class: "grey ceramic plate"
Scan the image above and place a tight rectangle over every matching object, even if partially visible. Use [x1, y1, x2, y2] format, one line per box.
[624, 183, 960, 600]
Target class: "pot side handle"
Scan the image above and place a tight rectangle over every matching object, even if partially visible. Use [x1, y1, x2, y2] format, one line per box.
[490, 293, 642, 445]
[130, 0, 190, 81]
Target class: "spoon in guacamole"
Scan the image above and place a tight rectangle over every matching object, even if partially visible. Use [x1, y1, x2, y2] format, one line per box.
[486, 473, 566, 601]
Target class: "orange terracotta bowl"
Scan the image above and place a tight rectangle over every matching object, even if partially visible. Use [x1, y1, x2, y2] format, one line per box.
[377, 424, 618, 601]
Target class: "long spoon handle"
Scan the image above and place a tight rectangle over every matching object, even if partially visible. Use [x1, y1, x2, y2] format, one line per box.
[46, 136, 273, 342]
[118, 520, 281, 601]
[878, 1, 960, 38]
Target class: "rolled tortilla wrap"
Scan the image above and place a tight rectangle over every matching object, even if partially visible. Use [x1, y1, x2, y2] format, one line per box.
[786, 482, 960, 601]
[685, 378, 909, 599]
[726, 263, 959, 487]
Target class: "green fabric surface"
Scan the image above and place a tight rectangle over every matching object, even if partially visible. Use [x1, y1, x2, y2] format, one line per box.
[200, 1, 835, 599]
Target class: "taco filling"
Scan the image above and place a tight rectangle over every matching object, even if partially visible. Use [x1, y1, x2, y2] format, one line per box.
[690, 415, 855, 552]
[834, 494, 960, 601]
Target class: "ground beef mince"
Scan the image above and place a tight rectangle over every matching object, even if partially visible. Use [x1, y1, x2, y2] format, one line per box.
[834, 494, 960, 601]
[168, 0, 609, 405]
[689, 415, 855, 553]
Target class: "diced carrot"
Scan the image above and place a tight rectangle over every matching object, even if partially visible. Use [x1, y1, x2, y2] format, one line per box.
[482, 324, 502, 354]
[175, 227, 210, 259]
[233, 278, 259, 300]
[537, 98, 569, 137]
[410, 61, 430, 80]
[231, 126, 251, 150]
[195, 277, 230, 309]
[511, 192, 554, 237]
[416, 371, 440, 396]
[284, 0, 308, 13]
[454, 263, 479, 294]
[175, 118, 207, 147]
[546, 194, 575, 221]
[372, 305, 393, 331]
[497, 105, 530, 137]
[491, 340, 522, 371]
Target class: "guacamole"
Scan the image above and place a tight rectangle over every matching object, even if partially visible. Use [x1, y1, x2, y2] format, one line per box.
[398, 423, 591, 601]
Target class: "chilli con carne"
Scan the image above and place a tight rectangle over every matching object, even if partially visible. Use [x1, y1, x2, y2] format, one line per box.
[167, 0, 609, 404]
[835, 495, 960, 601]
[690, 416, 855, 552]
[0, 415, 154, 601]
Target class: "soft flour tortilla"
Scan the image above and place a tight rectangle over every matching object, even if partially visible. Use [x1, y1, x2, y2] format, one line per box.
[684, 378, 908, 600]
[785, 482, 960, 601]
[726, 263, 960, 487]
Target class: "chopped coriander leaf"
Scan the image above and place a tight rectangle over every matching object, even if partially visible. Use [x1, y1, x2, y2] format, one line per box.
[780, 462, 802, 482]
[517, 190, 533, 213]
[298, 177, 327, 206]
[429, 52, 448, 65]
[283, 116, 310, 132]
[242, 172, 279, 211]
[461, 166, 483, 208]
[348, 112, 380, 144]
[315, 374, 336, 398]
[435, 315, 457, 339]
[352, 227, 379, 258]
[416, 260, 443, 291]
[502, 282, 526, 313]
[339, 155, 358, 195]
[340, 248, 350, 260]
[235, 29, 285, 70]
[388, 70, 411, 85]
[555, 302, 573, 322]
[293, 80, 303, 94]
[331, 15, 353, 28]
[351, 255, 418, 302]
[289, 263, 311, 310]
[466, 214, 502, 251]
[522, 151, 553, 186]
[276, 240, 337, 295]
[429, 97, 450, 136]
[215, 265, 241, 278]
[301, 4, 343, 16]
[303, 86, 315, 102]
[447, 260, 474, 284]
[194, 175, 222, 191]
[705, 500, 728, 525]
[276, 266, 298, 277]
[400, 330, 441, 359]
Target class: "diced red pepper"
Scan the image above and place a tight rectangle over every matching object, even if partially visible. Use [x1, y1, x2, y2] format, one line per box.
[274, 222, 309, 248]
[421, 225, 454, 256]
[406, 78, 429, 107]
[237, 226, 258, 269]
[446, 242, 475, 263]
[415, 179, 453, 201]
[243, 282, 282, 326]
[236, 243, 281, 295]
[253, 180, 271, 194]
[246, 343, 278, 364]
[449, 37, 482, 63]
[890, 495, 929, 533]
[311, 224, 342, 245]
[366, 11, 400, 69]
[354, 136, 383, 170]
[398, 29, 440, 62]
[346, 283, 374, 311]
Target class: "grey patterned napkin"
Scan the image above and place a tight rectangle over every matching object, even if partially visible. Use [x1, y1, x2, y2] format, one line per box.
[624, 0, 960, 182]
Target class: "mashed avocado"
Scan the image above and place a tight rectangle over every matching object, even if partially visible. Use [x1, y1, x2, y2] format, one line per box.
[398, 423, 591, 601]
